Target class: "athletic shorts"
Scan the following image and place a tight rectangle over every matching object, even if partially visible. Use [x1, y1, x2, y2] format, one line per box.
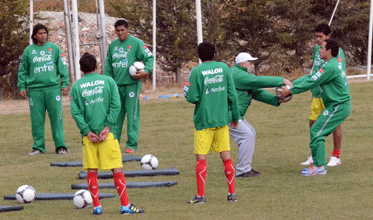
[194, 125, 230, 155]
[82, 133, 123, 170]
[309, 97, 325, 121]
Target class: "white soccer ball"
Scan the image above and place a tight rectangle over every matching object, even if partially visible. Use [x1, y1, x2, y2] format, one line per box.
[73, 190, 93, 209]
[140, 154, 159, 170]
[16, 185, 36, 204]
[276, 85, 292, 102]
[129, 61, 145, 76]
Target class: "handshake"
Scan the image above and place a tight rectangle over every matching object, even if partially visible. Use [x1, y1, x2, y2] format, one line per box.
[276, 79, 293, 104]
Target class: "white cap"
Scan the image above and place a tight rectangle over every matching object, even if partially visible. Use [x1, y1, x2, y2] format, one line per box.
[235, 52, 258, 63]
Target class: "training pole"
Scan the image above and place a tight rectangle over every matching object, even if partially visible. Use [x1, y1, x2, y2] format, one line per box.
[329, 0, 341, 26]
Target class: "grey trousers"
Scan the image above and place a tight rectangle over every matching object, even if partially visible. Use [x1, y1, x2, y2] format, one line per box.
[229, 119, 256, 176]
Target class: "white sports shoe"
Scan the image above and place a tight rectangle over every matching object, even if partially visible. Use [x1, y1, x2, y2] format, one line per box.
[300, 156, 313, 165]
[327, 156, 341, 167]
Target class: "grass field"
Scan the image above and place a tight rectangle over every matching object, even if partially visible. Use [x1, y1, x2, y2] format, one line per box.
[0, 81, 372, 219]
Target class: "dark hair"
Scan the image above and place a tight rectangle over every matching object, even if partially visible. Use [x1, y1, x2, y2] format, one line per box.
[314, 23, 331, 36]
[197, 42, 215, 62]
[79, 53, 97, 73]
[325, 39, 339, 57]
[32, 23, 48, 44]
[114, 19, 129, 29]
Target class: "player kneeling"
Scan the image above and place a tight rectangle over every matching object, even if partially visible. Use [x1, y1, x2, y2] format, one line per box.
[70, 53, 144, 215]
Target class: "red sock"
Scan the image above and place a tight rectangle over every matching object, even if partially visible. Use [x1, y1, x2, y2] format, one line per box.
[332, 150, 341, 158]
[223, 159, 235, 194]
[87, 172, 100, 207]
[113, 172, 129, 206]
[196, 159, 207, 197]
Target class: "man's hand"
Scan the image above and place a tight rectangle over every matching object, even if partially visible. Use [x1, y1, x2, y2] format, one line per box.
[87, 131, 100, 143]
[20, 91, 27, 97]
[131, 70, 148, 80]
[277, 87, 292, 99]
[230, 121, 239, 129]
[99, 126, 111, 142]
[283, 79, 293, 87]
[61, 88, 68, 95]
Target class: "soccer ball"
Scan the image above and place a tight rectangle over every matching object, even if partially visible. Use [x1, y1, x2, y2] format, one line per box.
[73, 190, 93, 209]
[16, 185, 36, 204]
[140, 154, 159, 170]
[129, 61, 145, 76]
[275, 84, 292, 102]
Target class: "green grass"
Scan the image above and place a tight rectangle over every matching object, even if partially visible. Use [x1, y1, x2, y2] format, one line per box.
[1, 81, 373, 219]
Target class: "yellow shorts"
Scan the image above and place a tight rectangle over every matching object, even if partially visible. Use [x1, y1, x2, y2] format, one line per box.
[82, 133, 123, 170]
[194, 125, 230, 155]
[309, 97, 325, 121]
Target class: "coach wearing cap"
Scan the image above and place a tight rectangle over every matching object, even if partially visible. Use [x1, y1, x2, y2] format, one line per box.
[228, 52, 293, 178]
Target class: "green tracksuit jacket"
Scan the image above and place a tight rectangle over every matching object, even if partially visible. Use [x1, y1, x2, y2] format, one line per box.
[184, 61, 239, 130]
[230, 64, 283, 120]
[17, 41, 70, 153]
[103, 35, 154, 150]
[70, 73, 121, 137]
[290, 57, 351, 168]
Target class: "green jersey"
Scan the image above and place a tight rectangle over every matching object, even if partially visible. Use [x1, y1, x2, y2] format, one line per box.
[184, 61, 239, 130]
[18, 41, 70, 91]
[230, 64, 283, 120]
[290, 57, 350, 107]
[104, 35, 154, 85]
[70, 73, 121, 137]
[308, 45, 346, 97]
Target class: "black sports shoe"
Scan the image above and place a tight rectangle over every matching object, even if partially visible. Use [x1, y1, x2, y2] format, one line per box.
[227, 193, 237, 202]
[187, 195, 206, 204]
[236, 171, 259, 178]
[251, 169, 261, 175]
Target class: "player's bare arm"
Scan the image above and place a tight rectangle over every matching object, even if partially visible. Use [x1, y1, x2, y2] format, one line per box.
[20, 91, 27, 97]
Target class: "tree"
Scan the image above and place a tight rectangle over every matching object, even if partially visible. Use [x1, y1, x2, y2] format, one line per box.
[0, 0, 29, 99]
[109, 0, 197, 83]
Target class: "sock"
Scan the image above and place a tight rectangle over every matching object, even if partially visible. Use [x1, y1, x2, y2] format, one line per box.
[332, 150, 341, 158]
[196, 159, 207, 197]
[113, 172, 129, 206]
[87, 172, 100, 207]
[223, 159, 235, 194]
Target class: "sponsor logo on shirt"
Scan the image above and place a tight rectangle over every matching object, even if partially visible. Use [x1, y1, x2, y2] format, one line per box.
[80, 80, 105, 89]
[85, 97, 104, 105]
[129, 92, 135, 98]
[33, 55, 52, 63]
[112, 52, 128, 59]
[114, 46, 119, 51]
[127, 45, 131, 52]
[206, 87, 210, 94]
[323, 110, 329, 116]
[202, 68, 223, 76]
[119, 47, 124, 53]
[40, 51, 45, 55]
[185, 81, 191, 86]
[32, 50, 37, 54]
[143, 45, 148, 49]
[204, 75, 223, 85]
[210, 86, 225, 93]
[29, 98, 34, 106]
[82, 86, 104, 97]
[56, 96, 61, 101]
[48, 48, 52, 54]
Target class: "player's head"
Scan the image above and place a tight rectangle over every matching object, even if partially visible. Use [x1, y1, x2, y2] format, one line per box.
[115, 20, 130, 41]
[32, 23, 48, 45]
[314, 23, 331, 46]
[235, 52, 258, 73]
[197, 42, 215, 62]
[324, 39, 339, 57]
[79, 53, 97, 74]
